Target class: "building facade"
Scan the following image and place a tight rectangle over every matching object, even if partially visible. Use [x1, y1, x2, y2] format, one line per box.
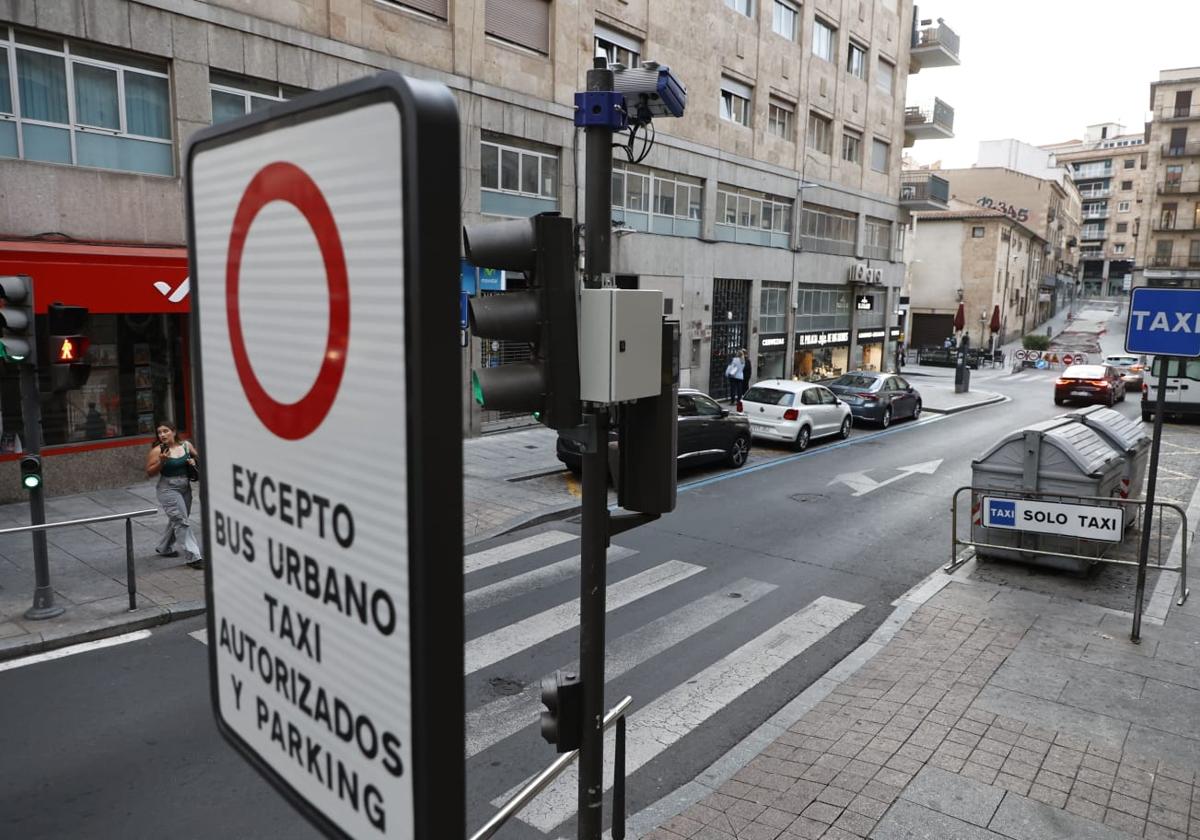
[0, 0, 959, 499]
[1143, 67, 1200, 289]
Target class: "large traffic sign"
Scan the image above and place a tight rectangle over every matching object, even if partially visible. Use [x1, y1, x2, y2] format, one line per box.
[1127, 287, 1200, 357]
[186, 74, 463, 839]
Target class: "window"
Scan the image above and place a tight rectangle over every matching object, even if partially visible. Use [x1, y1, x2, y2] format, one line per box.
[1121, 180, 1133, 191]
[1118, 201, 1130, 212]
[841, 128, 861, 164]
[1155, 240, 1174, 265]
[0, 28, 172, 175]
[1124, 159, 1135, 169]
[720, 77, 752, 127]
[210, 71, 305, 124]
[611, 162, 702, 236]
[760, 282, 789, 333]
[768, 99, 793, 140]
[1192, 240, 1200, 266]
[807, 111, 832, 155]
[864, 217, 890, 259]
[871, 138, 890, 173]
[716, 184, 793, 247]
[485, 0, 550, 54]
[480, 137, 558, 216]
[799, 203, 857, 255]
[594, 23, 641, 68]
[876, 58, 894, 94]
[847, 42, 867, 80]
[1165, 165, 1183, 192]
[725, 0, 752, 16]
[1116, 222, 1128, 233]
[382, 0, 448, 18]
[1113, 243, 1125, 254]
[813, 19, 836, 62]
[972, 226, 985, 238]
[772, 0, 798, 40]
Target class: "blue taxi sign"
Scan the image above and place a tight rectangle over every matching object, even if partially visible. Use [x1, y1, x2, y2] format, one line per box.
[1126, 287, 1200, 357]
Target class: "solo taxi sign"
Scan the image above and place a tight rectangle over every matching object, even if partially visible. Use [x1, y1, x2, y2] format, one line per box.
[185, 75, 464, 839]
[983, 497, 1123, 542]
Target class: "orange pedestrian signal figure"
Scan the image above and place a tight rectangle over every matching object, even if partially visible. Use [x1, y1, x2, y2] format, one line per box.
[51, 335, 88, 364]
[58, 337, 76, 362]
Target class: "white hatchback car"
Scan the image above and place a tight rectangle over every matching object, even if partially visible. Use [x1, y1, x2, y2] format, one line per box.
[738, 380, 853, 450]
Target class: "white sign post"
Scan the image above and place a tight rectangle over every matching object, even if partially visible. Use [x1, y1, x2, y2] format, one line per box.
[186, 75, 462, 839]
[982, 496, 1123, 542]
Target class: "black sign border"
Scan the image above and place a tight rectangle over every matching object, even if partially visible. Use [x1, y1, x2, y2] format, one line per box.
[184, 73, 464, 840]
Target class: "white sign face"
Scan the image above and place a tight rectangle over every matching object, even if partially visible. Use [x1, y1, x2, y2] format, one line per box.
[192, 102, 412, 838]
[982, 496, 1123, 542]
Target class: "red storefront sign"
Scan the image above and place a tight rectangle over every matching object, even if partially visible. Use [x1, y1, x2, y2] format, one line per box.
[0, 240, 189, 312]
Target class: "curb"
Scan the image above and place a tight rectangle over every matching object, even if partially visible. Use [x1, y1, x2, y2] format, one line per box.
[921, 392, 1007, 415]
[466, 501, 584, 548]
[0, 599, 207, 664]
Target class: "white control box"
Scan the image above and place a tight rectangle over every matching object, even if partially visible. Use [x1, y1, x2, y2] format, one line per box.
[579, 288, 664, 403]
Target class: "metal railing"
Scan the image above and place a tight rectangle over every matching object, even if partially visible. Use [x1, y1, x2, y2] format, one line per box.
[912, 20, 960, 59]
[947, 486, 1189, 642]
[1078, 188, 1112, 199]
[1148, 254, 1200, 269]
[1156, 104, 1200, 121]
[0, 508, 159, 611]
[899, 172, 950, 203]
[904, 99, 955, 132]
[1164, 141, 1200, 158]
[1159, 180, 1200, 195]
[1153, 221, 1200, 232]
[1082, 209, 1110, 220]
[1074, 168, 1113, 180]
[1080, 229, 1108, 240]
[471, 695, 633, 840]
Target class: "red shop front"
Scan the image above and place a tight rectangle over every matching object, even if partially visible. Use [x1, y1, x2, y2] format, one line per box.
[0, 240, 190, 497]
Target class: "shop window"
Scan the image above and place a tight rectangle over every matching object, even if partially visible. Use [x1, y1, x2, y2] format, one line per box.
[0, 313, 186, 451]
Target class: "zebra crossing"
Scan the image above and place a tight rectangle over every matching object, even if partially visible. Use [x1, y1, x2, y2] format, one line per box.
[463, 528, 865, 837]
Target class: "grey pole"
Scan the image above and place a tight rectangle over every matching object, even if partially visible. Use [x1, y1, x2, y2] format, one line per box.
[579, 55, 614, 840]
[21, 363, 62, 620]
[1133, 356, 1169, 642]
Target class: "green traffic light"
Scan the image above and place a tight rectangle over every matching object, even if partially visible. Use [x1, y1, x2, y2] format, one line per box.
[471, 370, 485, 406]
[22, 474, 40, 489]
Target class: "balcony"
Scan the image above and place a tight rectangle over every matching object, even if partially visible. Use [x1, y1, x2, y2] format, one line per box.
[1153, 220, 1200, 232]
[1147, 254, 1200, 270]
[899, 171, 950, 210]
[1080, 229, 1108, 241]
[1073, 167, 1113, 181]
[909, 18, 960, 72]
[1163, 141, 1200, 159]
[904, 99, 955, 144]
[1156, 104, 1200, 121]
[1078, 187, 1112, 200]
[1081, 209, 1110, 220]
[1159, 180, 1200, 195]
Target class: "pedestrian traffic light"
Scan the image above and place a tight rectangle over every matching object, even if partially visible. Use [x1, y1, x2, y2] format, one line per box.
[19, 454, 42, 490]
[47, 302, 91, 393]
[0, 275, 35, 363]
[462, 213, 581, 430]
[539, 670, 583, 752]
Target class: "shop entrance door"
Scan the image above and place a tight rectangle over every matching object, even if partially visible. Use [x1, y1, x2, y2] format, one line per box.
[708, 278, 751, 400]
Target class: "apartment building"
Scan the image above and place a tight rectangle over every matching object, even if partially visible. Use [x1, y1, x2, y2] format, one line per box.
[1043, 124, 1148, 296]
[1143, 67, 1200, 288]
[0, 0, 958, 499]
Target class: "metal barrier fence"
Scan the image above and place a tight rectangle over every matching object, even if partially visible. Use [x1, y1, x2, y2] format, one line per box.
[947, 486, 1190, 641]
[470, 695, 633, 840]
[0, 508, 159, 612]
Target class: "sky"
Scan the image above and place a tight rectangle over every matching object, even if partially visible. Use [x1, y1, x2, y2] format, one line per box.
[904, 0, 1200, 169]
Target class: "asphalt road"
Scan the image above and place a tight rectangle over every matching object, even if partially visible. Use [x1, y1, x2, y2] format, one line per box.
[0, 303, 1144, 840]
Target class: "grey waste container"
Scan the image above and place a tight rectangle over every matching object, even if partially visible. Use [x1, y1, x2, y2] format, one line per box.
[1065, 405, 1150, 503]
[971, 417, 1126, 572]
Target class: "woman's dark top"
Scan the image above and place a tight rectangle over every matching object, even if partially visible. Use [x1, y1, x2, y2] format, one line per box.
[160, 448, 189, 478]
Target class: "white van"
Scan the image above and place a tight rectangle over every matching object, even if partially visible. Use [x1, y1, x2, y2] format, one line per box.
[1142, 357, 1200, 422]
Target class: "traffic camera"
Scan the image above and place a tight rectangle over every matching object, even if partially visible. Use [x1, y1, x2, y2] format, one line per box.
[0, 275, 35, 363]
[539, 670, 583, 752]
[463, 213, 581, 431]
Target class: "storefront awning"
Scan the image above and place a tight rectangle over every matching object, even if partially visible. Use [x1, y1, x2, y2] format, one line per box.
[0, 240, 189, 314]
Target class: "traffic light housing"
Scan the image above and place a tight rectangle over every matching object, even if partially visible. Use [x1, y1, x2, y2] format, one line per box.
[47, 302, 91, 393]
[463, 213, 581, 430]
[539, 670, 583, 752]
[0, 275, 35, 363]
[616, 321, 678, 514]
[19, 454, 42, 490]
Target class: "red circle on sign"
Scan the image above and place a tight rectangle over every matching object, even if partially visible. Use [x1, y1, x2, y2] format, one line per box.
[226, 162, 350, 440]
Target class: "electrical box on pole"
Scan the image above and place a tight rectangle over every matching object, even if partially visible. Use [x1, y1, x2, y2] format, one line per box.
[463, 213, 581, 430]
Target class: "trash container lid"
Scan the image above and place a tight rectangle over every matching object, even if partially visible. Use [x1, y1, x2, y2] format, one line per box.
[1065, 406, 1148, 452]
[974, 418, 1121, 477]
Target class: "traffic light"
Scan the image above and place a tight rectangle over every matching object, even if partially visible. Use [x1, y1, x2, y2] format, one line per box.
[19, 454, 42, 490]
[462, 213, 581, 430]
[47, 303, 91, 393]
[615, 321, 678, 514]
[539, 670, 583, 752]
[0, 275, 35, 363]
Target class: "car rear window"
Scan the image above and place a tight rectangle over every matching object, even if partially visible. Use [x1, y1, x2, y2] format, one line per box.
[742, 387, 795, 406]
[1063, 365, 1105, 378]
[1104, 356, 1137, 366]
[831, 375, 878, 388]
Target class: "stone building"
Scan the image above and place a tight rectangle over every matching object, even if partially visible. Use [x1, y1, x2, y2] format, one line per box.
[1142, 67, 1200, 289]
[0, 0, 958, 499]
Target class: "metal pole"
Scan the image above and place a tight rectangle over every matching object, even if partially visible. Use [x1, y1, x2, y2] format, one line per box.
[579, 55, 614, 840]
[125, 516, 137, 611]
[21, 364, 62, 620]
[1133, 356, 1169, 642]
[613, 714, 626, 840]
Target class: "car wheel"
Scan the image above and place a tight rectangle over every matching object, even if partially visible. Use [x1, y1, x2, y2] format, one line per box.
[726, 435, 750, 468]
[839, 416, 851, 439]
[1105, 391, 1114, 407]
[912, 401, 922, 420]
[1054, 397, 1065, 406]
[880, 407, 892, 428]
[794, 425, 811, 451]
[1142, 410, 1152, 422]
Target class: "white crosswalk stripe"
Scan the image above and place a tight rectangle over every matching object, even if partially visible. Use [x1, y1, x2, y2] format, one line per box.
[465, 546, 637, 615]
[464, 560, 704, 674]
[465, 530, 577, 574]
[465, 578, 777, 757]
[497, 595, 865, 833]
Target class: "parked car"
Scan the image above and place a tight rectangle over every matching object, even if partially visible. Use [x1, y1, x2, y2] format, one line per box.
[1102, 354, 1146, 390]
[826, 371, 922, 427]
[1143, 356, 1200, 422]
[556, 388, 751, 473]
[737, 380, 852, 451]
[1054, 364, 1126, 406]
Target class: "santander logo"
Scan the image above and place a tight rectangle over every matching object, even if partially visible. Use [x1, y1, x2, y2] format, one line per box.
[153, 276, 190, 303]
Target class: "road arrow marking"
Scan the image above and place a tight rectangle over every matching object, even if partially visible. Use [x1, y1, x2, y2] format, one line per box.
[829, 459, 943, 496]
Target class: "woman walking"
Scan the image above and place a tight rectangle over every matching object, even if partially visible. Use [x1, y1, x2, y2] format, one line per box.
[146, 421, 203, 570]
[725, 351, 745, 404]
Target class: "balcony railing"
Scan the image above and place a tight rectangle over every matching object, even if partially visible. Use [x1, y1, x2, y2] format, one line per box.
[1163, 141, 1200, 158]
[1082, 209, 1110, 220]
[1073, 168, 1113, 180]
[1148, 254, 1200, 269]
[912, 19, 960, 60]
[1156, 104, 1200, 121]
[1160, 180, 1200, 195]
[1080, 229, 1108, 240]
[899, 171, 950, 205]
[1153, 221, 1200, 232]
[905, 98, 955, 132]
[1078, 187, 1112, 199]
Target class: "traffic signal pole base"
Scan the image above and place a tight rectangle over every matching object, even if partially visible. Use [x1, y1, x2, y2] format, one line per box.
[24, 596, 65, 621]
